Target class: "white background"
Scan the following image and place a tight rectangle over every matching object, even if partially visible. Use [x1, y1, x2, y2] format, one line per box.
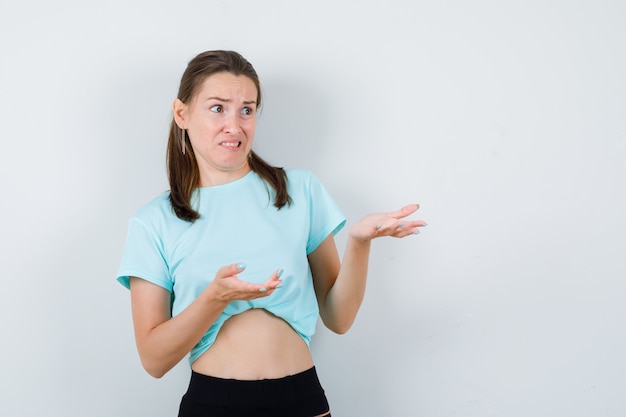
[1, 1, 625, 416]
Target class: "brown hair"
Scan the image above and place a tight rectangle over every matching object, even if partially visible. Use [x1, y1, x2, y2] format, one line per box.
[166, 50, 291, 222]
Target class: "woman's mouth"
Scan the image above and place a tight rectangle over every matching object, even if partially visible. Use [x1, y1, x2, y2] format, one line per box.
[220, 141, 242, 149]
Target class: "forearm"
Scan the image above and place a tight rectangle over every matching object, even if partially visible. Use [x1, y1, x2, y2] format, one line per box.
[134, 286, 228, 378]
[314, 204, 424, 334]
[323, 237, 371, 333]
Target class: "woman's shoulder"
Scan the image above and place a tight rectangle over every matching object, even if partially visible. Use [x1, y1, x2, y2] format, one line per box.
[284, 168, 320, 185]
[130, 191, 176, 224]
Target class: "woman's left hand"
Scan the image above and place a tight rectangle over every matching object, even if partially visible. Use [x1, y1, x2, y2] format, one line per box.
[348, 204, 427, 241]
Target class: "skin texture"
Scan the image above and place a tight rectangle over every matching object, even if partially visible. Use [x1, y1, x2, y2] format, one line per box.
[173, 72, 258, 187]
[129, 73, 427, 382]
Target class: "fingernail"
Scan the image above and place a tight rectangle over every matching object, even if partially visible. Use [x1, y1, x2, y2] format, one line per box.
[276, 284, 284, 289]
[398, 223, 404, 228]
[237, 263, 247, 270]
[277, 268, 284, 277]
[259, 287, 267, 292]
[413, 230, 420, 235]
[422, 222, 428, 227]
[376, 225, 382, 230]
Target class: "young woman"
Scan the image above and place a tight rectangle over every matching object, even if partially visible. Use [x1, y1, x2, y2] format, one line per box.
[117, 50, 426, 417]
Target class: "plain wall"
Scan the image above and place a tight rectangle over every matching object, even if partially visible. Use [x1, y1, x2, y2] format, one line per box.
[1, 1, 625, 416]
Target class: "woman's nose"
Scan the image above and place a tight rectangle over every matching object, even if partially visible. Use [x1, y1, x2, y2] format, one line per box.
[223, 113, 241, 134]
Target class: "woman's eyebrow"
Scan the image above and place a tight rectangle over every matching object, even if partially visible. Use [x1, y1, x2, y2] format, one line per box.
[205, 96, 257, 105]
[204, 96, 229, 103]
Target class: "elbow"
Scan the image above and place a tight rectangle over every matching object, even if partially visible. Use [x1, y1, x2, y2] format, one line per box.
[320, 307, 358, 335]
[140, 356, 172, 379]
[145, 367, 167, 379]
[325, 318, 354, 335]
[136, 341, 176, 378]
[332, 326, 350, 335]
[143, 363, 169, 379]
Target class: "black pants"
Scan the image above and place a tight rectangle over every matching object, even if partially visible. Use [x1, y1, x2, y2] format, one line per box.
[178, 367, 331, 417]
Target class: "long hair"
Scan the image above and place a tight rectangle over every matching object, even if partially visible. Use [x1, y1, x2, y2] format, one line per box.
[166, 50, 291, 222]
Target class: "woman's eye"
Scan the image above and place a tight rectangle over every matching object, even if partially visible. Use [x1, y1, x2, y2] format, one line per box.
[210, 105, 223, 113]
[241, 107, 253, 116]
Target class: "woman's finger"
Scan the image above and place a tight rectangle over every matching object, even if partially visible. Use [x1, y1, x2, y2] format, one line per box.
[386, 204, 419, 220]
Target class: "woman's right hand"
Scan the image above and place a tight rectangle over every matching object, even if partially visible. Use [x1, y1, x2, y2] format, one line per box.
[207, 263, 283, 302]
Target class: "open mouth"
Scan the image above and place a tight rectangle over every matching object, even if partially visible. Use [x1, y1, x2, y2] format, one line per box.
[220, 141, 242, 148]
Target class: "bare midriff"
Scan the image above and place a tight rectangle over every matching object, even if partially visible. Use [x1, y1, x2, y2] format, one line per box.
[191, 308, 314, 380]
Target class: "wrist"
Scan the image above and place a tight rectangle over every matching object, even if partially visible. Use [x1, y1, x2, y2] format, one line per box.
[200, 282, 230, 306]
[346, 234, 373, 250]
[348, 224, 376, 242]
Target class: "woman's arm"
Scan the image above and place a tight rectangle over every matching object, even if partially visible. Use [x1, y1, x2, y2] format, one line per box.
[310, 204, 425, 334]
[129, 263, 282, 378]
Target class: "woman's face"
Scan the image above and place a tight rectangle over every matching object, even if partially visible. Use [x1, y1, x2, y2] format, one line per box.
[174, 72, 258, 186]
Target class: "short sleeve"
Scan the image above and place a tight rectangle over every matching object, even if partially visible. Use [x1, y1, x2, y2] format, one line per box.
[306, 174, 346, 254]
[116, 217, 173, 292]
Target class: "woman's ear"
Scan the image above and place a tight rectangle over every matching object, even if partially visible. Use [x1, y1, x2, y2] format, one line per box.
[172, 98, 187, 128]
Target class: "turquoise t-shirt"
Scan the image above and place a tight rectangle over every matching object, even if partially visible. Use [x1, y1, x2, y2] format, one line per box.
[116, 169, 346, 364]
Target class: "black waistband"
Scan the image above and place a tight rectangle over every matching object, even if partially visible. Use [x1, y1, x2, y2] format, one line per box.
[184, 367, 325, 407]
